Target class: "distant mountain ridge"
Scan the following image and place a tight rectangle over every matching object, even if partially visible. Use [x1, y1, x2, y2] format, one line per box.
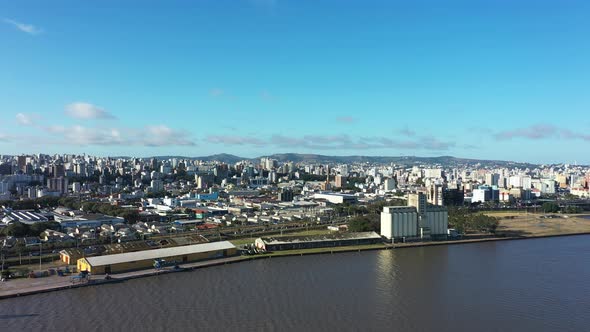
[260, 154, 539, 167]
[148, 153, 540, 167]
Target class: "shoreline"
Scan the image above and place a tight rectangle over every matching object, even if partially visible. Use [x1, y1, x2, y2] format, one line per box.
[2, 231, 589, 300]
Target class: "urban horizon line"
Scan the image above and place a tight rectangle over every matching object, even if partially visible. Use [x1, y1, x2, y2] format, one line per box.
[1, 151, 585, 167]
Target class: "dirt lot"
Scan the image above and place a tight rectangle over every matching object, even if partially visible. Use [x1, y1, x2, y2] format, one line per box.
[485, 211, 590, 237]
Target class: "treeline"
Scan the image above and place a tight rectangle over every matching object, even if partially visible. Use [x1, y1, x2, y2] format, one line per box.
[0, 196, 62, 210]
[145, 191, 172, 198]
[80, 202, 140, 223]
[346, 199, 406, 232]
[542, 202, 582, 214]
[2, 221, 61, 237]
[299, 174, 334, 182]
[348, 215, 380, 232]
[448, 207, 499, 234]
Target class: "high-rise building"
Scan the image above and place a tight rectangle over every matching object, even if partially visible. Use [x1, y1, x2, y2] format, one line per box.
[339, 164, 349, 177]
[264, 159, 277, 171]
[321, 166, 331, 191]
[443, 188, 464, 206]
[0, 163, 12, 175]
[472, 185, 500, 203]
[408, 192, 427, 216]
[278, 188, 294, 202]
[427, 184, 444, 206]
[214, 164, 229, 179]
[150, 158, 159, 170]
[383, 178, 396, 191]
[17, 156, 27, 172]
[72, 182, 82, 193]
[150, 179, 164, 192]
[50, 164, 65, 178]
[335, 175, 347, 188]
[47, 177, 68, 194]
[424, 168, 443, 178]
[485, 173, 499, 187]
[196, 174, 215, 189]
[268, 170, 278, 183]
[160, 163, 172, 175]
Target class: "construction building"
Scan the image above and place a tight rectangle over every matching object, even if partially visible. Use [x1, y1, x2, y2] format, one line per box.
[255, 231, 381, 251]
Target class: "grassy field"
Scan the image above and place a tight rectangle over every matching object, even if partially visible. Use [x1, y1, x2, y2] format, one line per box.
[489, 211, 590, 236]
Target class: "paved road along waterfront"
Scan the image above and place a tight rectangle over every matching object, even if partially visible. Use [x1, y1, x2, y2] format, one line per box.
[1, 235, 589, 331]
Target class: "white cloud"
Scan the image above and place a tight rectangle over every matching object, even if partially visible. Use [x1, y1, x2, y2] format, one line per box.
[335, 116, 356, 124]
[3, 18, 42, 35]
[209, 88, 225, 97]
[39, 124, 195, 147]
[397, 127, 416, 137]
[0, 133, 12, 142]
[206, 135, 266, 146]
[494, 124, 590, 141]
[206, 133, 455, 151]
[45, 125, 123, 146]
[65, 102, 116, 120]
[141, 125, 196, 146]
[16, 113, 40, 126]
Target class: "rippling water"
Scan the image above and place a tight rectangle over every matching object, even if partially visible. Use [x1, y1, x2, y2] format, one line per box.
[1, 235, 590, 332]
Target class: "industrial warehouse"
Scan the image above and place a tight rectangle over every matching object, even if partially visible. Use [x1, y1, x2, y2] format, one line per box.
[77, 241, 237, 274]
[254, 231, 381, 251]
[381, 193, 449, 241]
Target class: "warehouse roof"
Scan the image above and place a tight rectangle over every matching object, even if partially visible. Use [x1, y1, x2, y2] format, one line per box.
[258, 231, 380, 245]
[84, 241, 235, 267]
[7, 210, 49, 224]
[173, 219, 204, 225]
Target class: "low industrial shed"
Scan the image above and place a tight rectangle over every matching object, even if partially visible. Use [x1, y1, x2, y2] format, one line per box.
[77, 241, 236, 274]
[255, 231, 381, 251]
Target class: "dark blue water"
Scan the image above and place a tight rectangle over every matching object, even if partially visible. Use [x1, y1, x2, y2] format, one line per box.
[1, 235, 589, 332]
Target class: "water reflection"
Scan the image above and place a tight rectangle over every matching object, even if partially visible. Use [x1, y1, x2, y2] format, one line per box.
[0, 236, 589, 332]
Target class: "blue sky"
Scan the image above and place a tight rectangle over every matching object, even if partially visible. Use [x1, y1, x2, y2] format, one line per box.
[1, 0, 590, 163]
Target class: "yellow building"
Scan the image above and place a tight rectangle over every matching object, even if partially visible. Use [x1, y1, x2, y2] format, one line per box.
[77, 241, 236, 274]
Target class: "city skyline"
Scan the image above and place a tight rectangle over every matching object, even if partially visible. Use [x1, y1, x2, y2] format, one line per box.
[2, 0, 590, 163]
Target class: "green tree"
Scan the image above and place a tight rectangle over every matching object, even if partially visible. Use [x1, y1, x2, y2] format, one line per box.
[563, 206, 581, 214]
[119, 210, 140, 224]
[542, 202, 560, 213]
[348, 215, 380, 232]
[448, 207, 499, 234]
[2, 222, 31, 237]
[30, 221, 61, 236]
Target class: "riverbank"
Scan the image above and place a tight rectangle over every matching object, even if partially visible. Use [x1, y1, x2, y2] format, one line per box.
[2, 231, 590, 300]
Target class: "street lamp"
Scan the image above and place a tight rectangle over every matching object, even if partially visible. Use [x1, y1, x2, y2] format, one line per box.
[1, 245, 4, 278]
[38, 241, 42, 271]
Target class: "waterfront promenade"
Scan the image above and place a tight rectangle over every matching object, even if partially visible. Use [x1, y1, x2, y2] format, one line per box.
[0, 255, 247, 299]
[2, 231, 589, 300]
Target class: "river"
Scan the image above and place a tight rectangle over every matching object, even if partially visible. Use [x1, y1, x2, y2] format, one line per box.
[1, 235, 589, 331]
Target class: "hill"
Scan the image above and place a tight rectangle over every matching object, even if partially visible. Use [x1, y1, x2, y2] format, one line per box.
[147, 153, 539, 168]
